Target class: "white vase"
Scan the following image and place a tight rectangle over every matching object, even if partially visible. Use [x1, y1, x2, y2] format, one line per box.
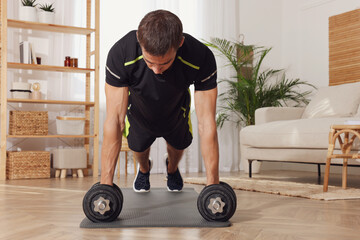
[19, 6, 37, 22]
[38, 11, 54, 24]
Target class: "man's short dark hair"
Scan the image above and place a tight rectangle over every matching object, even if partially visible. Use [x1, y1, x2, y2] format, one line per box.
[137, 10, 183, 56]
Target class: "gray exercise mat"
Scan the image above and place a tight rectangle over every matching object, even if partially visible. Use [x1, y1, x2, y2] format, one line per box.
[80, 188, 231, 228]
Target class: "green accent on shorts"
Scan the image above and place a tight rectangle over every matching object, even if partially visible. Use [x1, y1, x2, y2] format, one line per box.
[187, 88, 193, 136]
[124, 117, 130, 137]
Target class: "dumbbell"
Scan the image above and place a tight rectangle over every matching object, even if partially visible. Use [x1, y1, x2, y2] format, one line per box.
[82, 182, 123, 222]
[197, 181, 237, 222]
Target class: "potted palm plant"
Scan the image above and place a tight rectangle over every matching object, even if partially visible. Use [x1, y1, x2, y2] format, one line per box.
[206, 38, 316, 172]
[37, 3, 55, 24]
[19, 0, 37, 22]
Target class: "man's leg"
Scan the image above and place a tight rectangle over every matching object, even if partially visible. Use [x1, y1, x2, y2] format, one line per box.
[166, 142, 184, 173]
[165, 142, 185, 191]
[126, 114, 156, 192]
[133, 147, 151, 173]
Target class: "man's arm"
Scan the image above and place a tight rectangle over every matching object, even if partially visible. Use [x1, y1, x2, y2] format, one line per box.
[194, 87, 219, 185]
[100, 83, 129, 185]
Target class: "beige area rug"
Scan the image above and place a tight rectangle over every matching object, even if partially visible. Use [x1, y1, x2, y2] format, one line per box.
[184, 177, 360, 201]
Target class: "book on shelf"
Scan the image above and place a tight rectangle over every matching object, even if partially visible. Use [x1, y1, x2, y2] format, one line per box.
[19, 41, 37, 64]
[29, 43, 37, 64]
[19, 41, 30, 64]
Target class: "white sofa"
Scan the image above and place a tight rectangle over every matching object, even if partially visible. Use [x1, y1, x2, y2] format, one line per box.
[240, 82, 360, 177]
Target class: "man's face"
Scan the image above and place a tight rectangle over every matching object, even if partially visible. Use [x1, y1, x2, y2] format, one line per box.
[142, 48, 177, 75]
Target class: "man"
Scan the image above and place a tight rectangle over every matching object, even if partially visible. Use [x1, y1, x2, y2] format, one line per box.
[100, 10, 219, 192]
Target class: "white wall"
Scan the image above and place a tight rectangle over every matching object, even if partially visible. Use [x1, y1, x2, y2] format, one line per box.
[239, 0, 283, 69]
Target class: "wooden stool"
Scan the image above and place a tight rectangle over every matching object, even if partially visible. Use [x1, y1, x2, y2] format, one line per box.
[323, 125, 360, 192]
[55, 169, 84, 178]
[117, 137, 137, 177]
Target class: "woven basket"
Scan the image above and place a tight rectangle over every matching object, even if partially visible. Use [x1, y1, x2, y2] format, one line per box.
[6, 151, 50, 180]
[9, 111, 48, 135]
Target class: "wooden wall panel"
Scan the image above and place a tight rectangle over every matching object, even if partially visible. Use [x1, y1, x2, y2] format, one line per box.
[329, 9, 360, 86]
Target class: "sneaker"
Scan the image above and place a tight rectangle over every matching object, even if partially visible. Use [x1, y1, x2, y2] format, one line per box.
[133, 159, 153, 193]
[165, 154, 183, 192]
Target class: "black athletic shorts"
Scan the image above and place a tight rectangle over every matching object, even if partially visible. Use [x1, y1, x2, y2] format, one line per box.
[125, 116, 193, 152]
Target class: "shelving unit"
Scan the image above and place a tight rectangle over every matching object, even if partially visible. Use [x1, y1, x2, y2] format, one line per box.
[0, 1, 100, 180]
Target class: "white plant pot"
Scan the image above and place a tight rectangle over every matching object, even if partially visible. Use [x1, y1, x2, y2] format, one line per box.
[38, 11, 54, 24]
[19, 6, 37, 22]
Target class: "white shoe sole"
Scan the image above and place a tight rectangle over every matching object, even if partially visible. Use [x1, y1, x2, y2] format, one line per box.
[167, 186, 182, 192]
[133, 158, 153, 193]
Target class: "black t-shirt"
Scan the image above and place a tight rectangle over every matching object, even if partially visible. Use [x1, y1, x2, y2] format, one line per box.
[105, 30, 217, 135]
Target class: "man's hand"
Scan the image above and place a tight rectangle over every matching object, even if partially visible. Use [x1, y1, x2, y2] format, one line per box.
[194, 87, 219, 185]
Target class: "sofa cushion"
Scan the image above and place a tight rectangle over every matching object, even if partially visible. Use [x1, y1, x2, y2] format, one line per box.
[240, 117, 360, 149]
[301, 82, 360, 119]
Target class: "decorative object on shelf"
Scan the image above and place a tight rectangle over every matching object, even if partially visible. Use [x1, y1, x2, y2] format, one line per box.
[19, 0, 37, 22]
[64, 56, 78, 67]
[56, 116, 85, 135]
[6, 151, 50, 179]
[9, 111, 48, 135]
[36, 57, 41, 64]
[10, 82, 31, 99]
[70, 58, 78, 67]
[31, 82, 41, 99]
[10, 89, 31, 99]
[64, 56, 71, 67]
[37, 3, 55, 24]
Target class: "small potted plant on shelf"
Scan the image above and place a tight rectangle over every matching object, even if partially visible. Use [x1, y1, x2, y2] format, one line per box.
[19, 0, 37, 22]
[37, 3, 55, 24]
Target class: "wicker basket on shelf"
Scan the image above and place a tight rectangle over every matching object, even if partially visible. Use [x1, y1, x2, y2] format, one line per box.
[9, 111, 48, 135]
[6, 151, 50, 180]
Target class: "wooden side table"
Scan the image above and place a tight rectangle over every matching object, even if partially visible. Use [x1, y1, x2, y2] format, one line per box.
[323, 125, 360, 192]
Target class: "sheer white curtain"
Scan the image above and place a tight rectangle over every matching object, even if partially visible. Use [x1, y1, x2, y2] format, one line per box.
[100, 0, 241, 174]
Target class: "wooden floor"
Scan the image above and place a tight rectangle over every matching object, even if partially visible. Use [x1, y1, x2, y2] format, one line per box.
[1, 170, 360, 240]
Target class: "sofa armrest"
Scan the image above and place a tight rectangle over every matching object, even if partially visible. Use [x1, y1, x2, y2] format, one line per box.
[255, 107, 305, 125]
